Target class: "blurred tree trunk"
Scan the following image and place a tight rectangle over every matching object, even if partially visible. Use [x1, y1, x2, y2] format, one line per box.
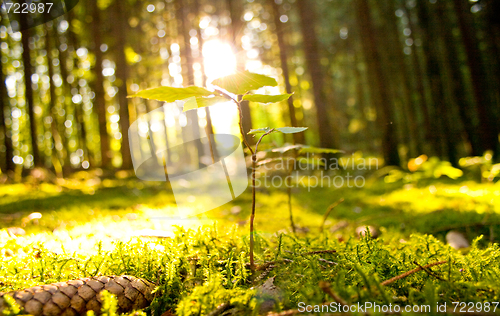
[177, 0, 203, 167]
[20, 19, 41, 167]
[417, 0, 457, 163]
[113, 0, 132, 169]
[67, 11, 89, 169]
[270, 0, 304, 145]
[56, 19, 75, 170]
[193, 0, 217, 161]
[371, 1, 409, 161]
[403, 4, 434, 155]
[436, 0, 482, 156]
[297, 0, 338, 150]
[90, 0, 111, 168]
[354, 0, 400, 166]
[453, 0, 499, 155]
[0, 40, 14, 173]
[353, 48, 376, 153]
[386, 0, 422, 158]
[227, 0, 254, 145]
[45, 24, 64, 177]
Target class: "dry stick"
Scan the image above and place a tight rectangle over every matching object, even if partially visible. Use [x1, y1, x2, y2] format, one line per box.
[320, 198, 345, 232]
[380, 260, 447, 286]
[319, 281, 348, 306]
[413, 261, 447, 282]
[266, 309, 301, 316]
[301, 249, 337, 256]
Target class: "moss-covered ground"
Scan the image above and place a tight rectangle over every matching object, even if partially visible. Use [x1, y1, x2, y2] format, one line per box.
[1, 168, 500, 315]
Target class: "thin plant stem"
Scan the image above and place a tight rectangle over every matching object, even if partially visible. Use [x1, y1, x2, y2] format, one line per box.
[286, 155, 295, 234]
[215, 88, 278, 272]
[249, 129, 274, 271]
[320, 198, 345, 232]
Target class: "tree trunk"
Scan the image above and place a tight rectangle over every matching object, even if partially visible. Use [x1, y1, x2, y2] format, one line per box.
[20, 19, 41, 167]
[297, 0, 338, 150]
[436, 0, 482, 156]
[453, 0, 499, 155]
[90, 0, 111, 168]
[416, 0, 457, 163]
[177, 0, 203, 167]
[403, 4, 435, 156]
[386, 0, 422, 157]
[354, 0, 400, 166]
[270, 0, 304, 144]
[193, 0, 217, 161]
[0, 38, 14, 173]
[113, 0, 132, 169]
[66, 11, 89, 170]
[55, 18, 75, 170]
[45, 24, 64, 177]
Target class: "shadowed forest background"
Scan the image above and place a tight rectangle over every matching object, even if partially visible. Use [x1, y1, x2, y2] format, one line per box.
[1, 0, 500, 177]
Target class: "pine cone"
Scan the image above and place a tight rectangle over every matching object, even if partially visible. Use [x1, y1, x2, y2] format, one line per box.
[0, 275, 156, 316]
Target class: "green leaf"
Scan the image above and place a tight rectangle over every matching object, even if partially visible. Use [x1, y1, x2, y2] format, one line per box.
[270, 144, 304, 153]
[182, 96, 229, 112]
[275, 127, 308, 134]
[242, 93, 292, 104]
[297, 157, 326, 167]
[298, 146, 344, 154]
[211, 71, 278, 95]
[248, 127, 272, 135]
[128, 86, 214, 102]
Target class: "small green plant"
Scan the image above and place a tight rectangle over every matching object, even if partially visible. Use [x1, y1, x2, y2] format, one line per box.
[259, 144, 343, 233]
[129, 70, 307, 271]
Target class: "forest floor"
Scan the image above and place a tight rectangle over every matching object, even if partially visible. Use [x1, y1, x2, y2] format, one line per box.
[1, 169, 500, 315]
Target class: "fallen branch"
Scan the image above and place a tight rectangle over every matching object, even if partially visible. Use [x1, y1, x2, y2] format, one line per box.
[413, 261, 447, 282]
[301, 250, 337, 256]
[319, 281, 348, 306]
[380, 261, 447, 286]
[266, 309, 300, 316]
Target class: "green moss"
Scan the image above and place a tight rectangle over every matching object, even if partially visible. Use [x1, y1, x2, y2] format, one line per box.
[1, 175, 500, 315]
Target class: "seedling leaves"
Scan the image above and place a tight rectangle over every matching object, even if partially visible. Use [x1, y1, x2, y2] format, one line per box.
[248, 127, 272, 135]
[270, 144, 304, 153]
[242, 93, 292, 104]
[182, 96, 228, 112]
[211, 71, 278, 95]
[275, 127, 308, 134]
[298, 146, 344, 154]
[128, 86, 214, 102]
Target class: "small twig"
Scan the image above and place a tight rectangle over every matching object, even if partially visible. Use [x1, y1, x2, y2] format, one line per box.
[253, 264, 275, 283]
[320, 198, 345, 232]
[266, 309, 300, 316]
[254, 129, 275, 153]
[301, 250, 337, 256]
[318, 258, 338, 265]
[319, 281, 348, 306]
[380, 261, 447, 286]
[413, 261, 447, 282]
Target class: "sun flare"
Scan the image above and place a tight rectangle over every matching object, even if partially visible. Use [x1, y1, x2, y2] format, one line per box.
[202, 40, 237, 82]
[201, 40, 239, 134]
